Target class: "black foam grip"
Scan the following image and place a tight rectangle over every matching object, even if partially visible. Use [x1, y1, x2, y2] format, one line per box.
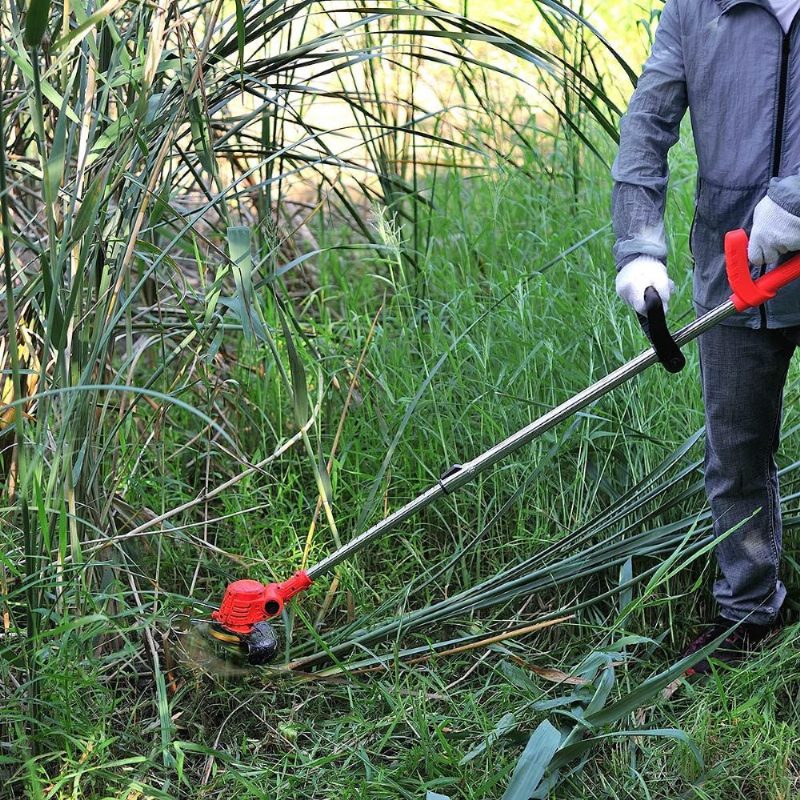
[637, 287, 686, 374]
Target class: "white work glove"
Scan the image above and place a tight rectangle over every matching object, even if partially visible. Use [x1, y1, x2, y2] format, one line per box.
[615, 256, 674, 315]
[748, 195, 800, 266]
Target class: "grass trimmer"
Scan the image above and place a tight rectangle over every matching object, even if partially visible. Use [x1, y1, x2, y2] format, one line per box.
[205, 229, 800, 665]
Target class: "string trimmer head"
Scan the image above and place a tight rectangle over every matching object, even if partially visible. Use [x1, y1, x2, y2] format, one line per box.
[208, 571, 312, 664]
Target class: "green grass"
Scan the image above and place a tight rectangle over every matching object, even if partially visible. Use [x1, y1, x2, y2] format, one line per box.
[4, 1, 800, 798]
[8, 131, 800, 798]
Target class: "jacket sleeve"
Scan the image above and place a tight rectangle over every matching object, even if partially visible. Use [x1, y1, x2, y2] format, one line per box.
[768, 175, 800, 217]
[611, 0, 688, 270]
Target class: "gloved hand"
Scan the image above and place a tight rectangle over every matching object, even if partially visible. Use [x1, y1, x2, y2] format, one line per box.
[615, 256, 674, 315]
[748, 195, 800, 266]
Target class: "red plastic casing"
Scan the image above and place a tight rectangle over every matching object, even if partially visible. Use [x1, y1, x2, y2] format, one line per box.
[726, 229, 800, 312]
[211, 570, 312, 635]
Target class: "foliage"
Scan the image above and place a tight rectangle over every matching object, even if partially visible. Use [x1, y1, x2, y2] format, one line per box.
[3, 1, 799, 798]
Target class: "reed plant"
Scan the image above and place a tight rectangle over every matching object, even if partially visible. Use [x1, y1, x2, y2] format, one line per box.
[4, 1, 797, 797]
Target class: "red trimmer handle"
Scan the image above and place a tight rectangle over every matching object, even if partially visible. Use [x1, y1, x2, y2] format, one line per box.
[725, 229, 800, 312]
[262, 570, 313, 618]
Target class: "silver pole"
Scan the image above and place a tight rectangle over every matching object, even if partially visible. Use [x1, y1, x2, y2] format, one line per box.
[307, 300, 736, 580]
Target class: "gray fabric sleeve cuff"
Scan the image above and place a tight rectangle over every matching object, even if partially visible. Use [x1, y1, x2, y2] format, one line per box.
[768, 175, 800, 218]
[615, 245, 668, 272]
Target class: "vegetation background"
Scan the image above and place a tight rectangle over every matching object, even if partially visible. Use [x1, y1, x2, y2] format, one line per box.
[2, 0, 800, 797]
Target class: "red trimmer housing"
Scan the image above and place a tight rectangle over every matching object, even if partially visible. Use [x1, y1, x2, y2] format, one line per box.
[211, 570, 312, 635]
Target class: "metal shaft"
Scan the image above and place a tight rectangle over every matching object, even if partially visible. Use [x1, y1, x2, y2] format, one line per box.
[307, 300, 736, 580]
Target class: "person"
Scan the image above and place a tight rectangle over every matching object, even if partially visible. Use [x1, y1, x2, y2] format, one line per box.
[612, 0, 800, 674]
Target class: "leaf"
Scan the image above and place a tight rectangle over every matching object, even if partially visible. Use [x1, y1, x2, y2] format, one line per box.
[40, 252, 66, 350]
[523, 665, 589, 687]
[4, 42, 79, 122]
[277, 304, 309, 428]
[148, 177, 171, 228]
[499, 661, 544, 696]
[532, 696, 583, 713]
[226, 225, 265, 342]
[189, 97, 214, 175]
[234, 0, 245, 80]
[71, 167, 109, 243]
[50, 0, 125, 52]
[316, 439, 333, 505]
[24, 0, 52, 47]
[0, 383, 235, 448]
[89, 104, 141, 154]
[583, 625, 741, 729]
[44, 86, 69, 205]
[619, 557, 633, 617]
[155, 667, 176, 768]
[460, 712, 517, 765]
[501, 719, 562, 800]
[584, 662, 615, 717]
[547, 728, 703, 777]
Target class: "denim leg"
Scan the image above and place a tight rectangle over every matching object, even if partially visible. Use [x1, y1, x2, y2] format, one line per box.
[699, 324, 793, 625]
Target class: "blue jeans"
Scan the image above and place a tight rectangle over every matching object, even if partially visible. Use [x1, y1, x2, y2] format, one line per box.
[699, 324, 800, 626]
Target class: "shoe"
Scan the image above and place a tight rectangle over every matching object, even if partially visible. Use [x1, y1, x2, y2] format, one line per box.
[680, 615, 779, 677]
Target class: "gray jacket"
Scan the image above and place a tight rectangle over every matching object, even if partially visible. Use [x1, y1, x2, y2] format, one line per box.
[612, 0, 800, 327]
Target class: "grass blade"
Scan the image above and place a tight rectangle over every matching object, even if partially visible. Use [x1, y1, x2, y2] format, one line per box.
[501, 719, 562, 800]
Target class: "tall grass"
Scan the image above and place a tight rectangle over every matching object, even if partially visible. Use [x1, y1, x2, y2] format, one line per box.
[5, 1, 797, 797]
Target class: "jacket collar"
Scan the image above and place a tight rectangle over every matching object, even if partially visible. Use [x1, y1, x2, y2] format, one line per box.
[715, 0, 772, 10]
